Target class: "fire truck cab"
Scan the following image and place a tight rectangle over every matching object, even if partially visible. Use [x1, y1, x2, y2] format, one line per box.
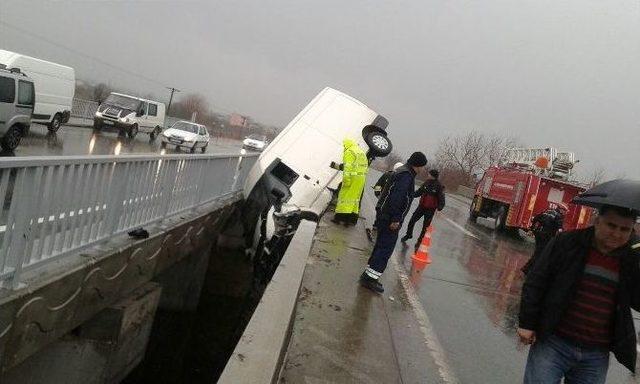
[470, 147, 592, 232]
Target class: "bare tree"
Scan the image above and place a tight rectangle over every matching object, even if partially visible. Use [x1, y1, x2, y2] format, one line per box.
[92, 83, 112, 104]
[587, 166, 606, 186]
[181, 93, 208, 122]
[435, 130, 526, 186]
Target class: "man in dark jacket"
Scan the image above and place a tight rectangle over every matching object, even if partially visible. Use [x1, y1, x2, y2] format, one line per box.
[522, 203, 567, 274]
[401, 169, 445, 246]
[360, 152, 427, 293]
[518, 205, 640, 383]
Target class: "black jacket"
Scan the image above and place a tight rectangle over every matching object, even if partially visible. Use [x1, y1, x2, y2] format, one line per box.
[531, 209, 564, 236]
[519, 227, 640, 372]
[376, 165, 416, 223]
[373, 171, 393, 198]
[414, 179, 446, 211]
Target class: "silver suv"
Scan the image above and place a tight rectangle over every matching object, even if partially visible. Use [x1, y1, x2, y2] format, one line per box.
[0, 65, 34, 151]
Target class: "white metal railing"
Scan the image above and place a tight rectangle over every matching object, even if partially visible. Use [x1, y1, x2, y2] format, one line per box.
[0, 152, 258, 288]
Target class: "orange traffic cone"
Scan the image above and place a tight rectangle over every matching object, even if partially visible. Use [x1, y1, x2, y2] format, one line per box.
[412, 226, 433, 269]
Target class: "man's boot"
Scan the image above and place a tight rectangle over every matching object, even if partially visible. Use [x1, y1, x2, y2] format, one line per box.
[359, 272, 384, 293]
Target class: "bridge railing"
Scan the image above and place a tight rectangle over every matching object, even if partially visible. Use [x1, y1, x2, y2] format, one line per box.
[0, 152, 258, 288]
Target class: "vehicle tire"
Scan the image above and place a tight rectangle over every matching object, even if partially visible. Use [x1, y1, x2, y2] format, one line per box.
[93, 120, 102, 131]
[201, 145, 207, 153]
[494, 206, 507, 231]
[1, 126, 22, 151]
[190, 144, 196, 153]
[364, 131, 392, 157]
[469, 197, 480, 223]
[48, 113, 62, 133]
[160, 141, 166, 149]
[150, 126, 161, 141]
[128, 124, 138, 139]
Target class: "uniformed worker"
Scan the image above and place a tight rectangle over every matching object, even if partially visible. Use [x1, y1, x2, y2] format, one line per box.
[332, 139, 369, 226]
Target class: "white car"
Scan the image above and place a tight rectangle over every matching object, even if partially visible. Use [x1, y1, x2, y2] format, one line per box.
[160, 121, 209, 153]
[242, 134, 269, 151]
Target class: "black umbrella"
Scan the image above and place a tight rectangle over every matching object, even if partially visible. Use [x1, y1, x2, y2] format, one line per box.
[572, 179, 640, 212]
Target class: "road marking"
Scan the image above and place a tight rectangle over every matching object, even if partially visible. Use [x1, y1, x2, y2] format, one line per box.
[391, 256, 460, 384]
[441, 216, 479, 239]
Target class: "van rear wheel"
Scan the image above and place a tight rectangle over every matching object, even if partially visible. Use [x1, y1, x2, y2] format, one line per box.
[1, 126, 22, 151]
[150, 126, 161, 141]
[365, 132, 392, 157]
[128, 124, 138, 139]
[48, 114, 62, 133]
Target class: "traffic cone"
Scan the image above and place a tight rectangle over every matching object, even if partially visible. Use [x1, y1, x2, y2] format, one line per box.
[411, 226, 433, 269]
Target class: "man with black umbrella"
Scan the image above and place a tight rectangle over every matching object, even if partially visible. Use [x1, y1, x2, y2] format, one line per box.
[518, 179, 640, 383]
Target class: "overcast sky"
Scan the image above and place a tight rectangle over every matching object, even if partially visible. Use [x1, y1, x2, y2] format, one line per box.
[1, 0, 639, 179]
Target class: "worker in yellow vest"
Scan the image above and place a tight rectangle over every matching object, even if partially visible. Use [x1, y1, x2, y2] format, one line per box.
[332, 138, 369, 226]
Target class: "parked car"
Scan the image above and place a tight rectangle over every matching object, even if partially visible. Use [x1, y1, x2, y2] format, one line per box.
[243, 133, 269, 151]
[160, 121, 209, 153]
[0, 50, 74, 133]
[0, 65, 35, 151]
[93, 93, 165, 139]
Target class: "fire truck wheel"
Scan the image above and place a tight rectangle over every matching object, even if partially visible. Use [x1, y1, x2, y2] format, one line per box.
[494, 206, 507, 231]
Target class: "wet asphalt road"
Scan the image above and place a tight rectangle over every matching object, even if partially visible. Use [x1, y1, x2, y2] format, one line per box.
[364, 171, 640, 384]
[3, 123, 245, 158]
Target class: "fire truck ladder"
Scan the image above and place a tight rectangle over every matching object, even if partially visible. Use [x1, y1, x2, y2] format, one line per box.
[501, 147, 576, 180]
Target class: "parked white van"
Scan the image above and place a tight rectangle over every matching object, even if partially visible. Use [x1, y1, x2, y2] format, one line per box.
[243, 87, 392, 221]
[93, 93, 166, 139]
[0, 50, 75, 132]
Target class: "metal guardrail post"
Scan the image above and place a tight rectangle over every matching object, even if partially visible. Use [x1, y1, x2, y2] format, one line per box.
[3, 168, 39, 289]
[103, 162, 130, 237]
[159, 160, 179, 219]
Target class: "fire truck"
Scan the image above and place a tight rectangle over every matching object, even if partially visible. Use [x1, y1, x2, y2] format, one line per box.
[470, 147, 592, 232]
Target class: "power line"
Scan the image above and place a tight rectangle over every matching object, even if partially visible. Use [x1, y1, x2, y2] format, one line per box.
[0, 20, 168, 88]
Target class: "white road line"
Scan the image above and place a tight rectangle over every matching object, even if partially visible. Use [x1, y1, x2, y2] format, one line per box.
[441, 216, 479, 240]
[391, 256, 460, 384]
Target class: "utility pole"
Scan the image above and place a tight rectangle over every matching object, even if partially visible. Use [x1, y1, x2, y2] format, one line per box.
[166, 87, 180, 116]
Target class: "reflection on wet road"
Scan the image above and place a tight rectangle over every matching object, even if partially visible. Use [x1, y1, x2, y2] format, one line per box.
[3, 123, 244, 157]
[365, 171, 639, 384]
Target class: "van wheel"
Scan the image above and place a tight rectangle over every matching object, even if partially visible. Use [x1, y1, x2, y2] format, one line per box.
[201, 145, 207, 153]
[365, 131, 392, 157]
[160, 141, 166, 149]
[190, 145, 196, 153]
[1, 126, 22, 151]
[93, 120, 102, 131]
[128, 124, 138, 139]
[48, 114, 62, 133]
[150, 126, 161, 141]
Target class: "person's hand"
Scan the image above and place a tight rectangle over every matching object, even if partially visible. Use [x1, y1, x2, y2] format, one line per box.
[517, 328, 536, 345]
[389, 222, 400, 231]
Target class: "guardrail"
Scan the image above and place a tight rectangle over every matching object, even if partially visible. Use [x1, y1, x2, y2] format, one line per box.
[0, 152, 258, 288]
[71, 98, 100, 119]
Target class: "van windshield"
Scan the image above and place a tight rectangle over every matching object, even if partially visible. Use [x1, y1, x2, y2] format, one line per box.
[172, 121, 199, 133]
[104, 94, 142, 110]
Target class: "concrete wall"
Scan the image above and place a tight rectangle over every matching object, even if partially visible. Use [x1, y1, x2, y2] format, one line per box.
[0, 193, 242, 381]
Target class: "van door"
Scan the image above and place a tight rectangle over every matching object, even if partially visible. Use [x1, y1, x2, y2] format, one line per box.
[0, 76, 16, 132]
[139, 101, 149, 130]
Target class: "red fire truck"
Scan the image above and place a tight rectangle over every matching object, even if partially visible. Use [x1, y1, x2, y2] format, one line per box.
[469, 148, 592, 232]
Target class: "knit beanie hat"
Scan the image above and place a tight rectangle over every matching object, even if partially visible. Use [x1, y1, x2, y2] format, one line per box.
[407, 152, 427, 167]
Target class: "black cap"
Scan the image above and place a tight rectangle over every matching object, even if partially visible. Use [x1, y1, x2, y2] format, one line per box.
[429, 169, 439, 179]
[407, 152, 427, 167]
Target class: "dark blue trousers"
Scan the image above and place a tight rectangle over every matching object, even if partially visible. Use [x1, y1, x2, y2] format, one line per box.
[366, 216, 399, 275]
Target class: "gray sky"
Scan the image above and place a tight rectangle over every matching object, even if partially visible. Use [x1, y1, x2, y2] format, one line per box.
[1, 0, 639, 180]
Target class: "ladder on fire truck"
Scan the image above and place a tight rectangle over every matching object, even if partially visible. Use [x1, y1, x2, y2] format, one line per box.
[501, 147, 577, 180]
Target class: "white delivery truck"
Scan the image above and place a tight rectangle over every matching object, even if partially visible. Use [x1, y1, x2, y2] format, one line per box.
[0, 50, 75, 132]
[242, 87, 392, 249]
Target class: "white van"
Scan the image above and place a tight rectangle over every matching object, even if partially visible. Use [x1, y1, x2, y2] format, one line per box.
[0, 50, 75, 132]
[243, 87, 392, 220]
[93, 93, 166, 139]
